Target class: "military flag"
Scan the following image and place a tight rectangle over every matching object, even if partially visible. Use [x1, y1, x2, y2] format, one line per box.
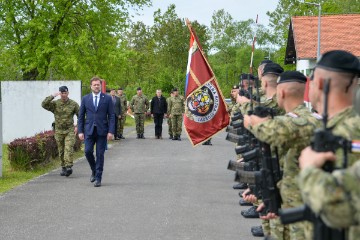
[184, 19, 230, 146]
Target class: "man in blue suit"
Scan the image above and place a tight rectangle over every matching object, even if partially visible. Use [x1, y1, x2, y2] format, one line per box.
[78, 77, 115, 187]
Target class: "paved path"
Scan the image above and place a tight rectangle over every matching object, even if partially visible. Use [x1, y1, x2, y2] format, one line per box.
[0, 124, 260, 240]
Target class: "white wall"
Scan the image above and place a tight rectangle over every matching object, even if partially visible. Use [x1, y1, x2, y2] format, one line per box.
[296, 59, 316, 76]
[1, 81, 81, 143]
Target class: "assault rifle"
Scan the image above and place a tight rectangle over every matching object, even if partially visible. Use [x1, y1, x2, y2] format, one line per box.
[280, 79, 351, 240]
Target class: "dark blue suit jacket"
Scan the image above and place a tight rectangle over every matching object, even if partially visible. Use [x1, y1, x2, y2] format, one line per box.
[78, 93, 115, 136]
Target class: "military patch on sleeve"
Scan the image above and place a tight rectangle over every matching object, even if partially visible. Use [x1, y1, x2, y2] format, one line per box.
[352, 140, 360, 153]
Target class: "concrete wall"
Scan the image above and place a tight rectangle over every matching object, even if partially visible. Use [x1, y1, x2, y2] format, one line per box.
[1, 81, 81, 143]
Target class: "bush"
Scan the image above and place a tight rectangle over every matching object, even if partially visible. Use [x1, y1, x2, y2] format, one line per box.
[8, 130, 82, 171]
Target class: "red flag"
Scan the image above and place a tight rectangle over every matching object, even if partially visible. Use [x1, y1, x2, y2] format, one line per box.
[184, 19, 230, 146]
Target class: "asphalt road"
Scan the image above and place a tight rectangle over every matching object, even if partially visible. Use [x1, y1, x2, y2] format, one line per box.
[0, 123, 260, 240]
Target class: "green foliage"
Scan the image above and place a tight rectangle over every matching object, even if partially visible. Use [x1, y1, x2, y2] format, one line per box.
[7, 131, 81, 171]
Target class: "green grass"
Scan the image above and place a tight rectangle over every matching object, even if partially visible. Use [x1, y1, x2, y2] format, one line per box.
[0, 144, 84, 194]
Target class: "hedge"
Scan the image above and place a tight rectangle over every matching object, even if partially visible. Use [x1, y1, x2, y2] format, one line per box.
[8, 130, 82, 171]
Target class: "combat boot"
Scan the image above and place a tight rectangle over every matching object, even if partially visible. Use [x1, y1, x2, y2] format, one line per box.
[233, 183, 247, 190]
[241, 206, 259, 218]
[239, 198, 253, 206]
[119, 134, 125, 139]
[251, 225, 264, 237]
[65, 167, 73, 177]
[137, 134, 140, 139]
[60, 167, 67, 176]
[177, 135, 181, 141]
[169, 135, 173, 139]
[140, 133, 145, 139]
[172, 135, 178, 140]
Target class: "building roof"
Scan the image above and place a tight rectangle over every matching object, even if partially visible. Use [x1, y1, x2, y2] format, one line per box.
[285, 14, 360, 64]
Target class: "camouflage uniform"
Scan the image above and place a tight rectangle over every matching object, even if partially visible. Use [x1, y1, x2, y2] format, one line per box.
[42, 95, 79, 168]
[299, 107, 360, 240]
[168, 95, 185, 138]
[243, 95, 283, 238]
[117, 94, 127, 137]
[250, 104, 322, 240]
[130, 94, 149, 135]
[166, 96, 173, 137]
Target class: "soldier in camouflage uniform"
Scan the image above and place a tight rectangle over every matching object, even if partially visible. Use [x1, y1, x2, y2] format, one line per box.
[166, 91, 174, 139]
[244, 71, 323, 240]
[42, 86, 79, 177]
[299, 149, 360, 240]
[168, 88, 184, 141]
[298, 50, 360, 239]
[117, 88, 127, 139]
[130, 87, 149, 139]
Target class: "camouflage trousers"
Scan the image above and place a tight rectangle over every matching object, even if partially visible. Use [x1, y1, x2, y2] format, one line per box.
[117, 114, 126, 135]
[262, 219, 271, 236]
[167, 117, 172, 136]
[55, 131, 75, 167]
[134, 113, 145, 134]
[270, 217, 290, 240]
[171, 114, 183, 136]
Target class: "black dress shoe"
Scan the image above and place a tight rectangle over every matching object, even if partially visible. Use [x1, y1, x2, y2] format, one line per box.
[241, 206, 259, 218]
[60, 167, 67, 176]
[251, 225, 264, 237]
[239, 198, 253, 206]
[233, 183, 247, 190]
[65, 167, 73, 177]
[94, 181, 101, 187]
[90, 173, 96, 183]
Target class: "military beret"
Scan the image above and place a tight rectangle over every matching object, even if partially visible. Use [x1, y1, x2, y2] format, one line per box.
[277, 71, 307, 85]
[240, 73, 255, 80]
[232, 85, 239, 89]
[316, 50, 360, 74]
[137, 87, 142, 91]
[59, 86, 68, 92]
[262, 63, 284, 76]
[173, 88, 178, 92]
[259, 59, 273, 66]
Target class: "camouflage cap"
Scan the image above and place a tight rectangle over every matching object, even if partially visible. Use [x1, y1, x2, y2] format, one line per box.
[59, 86, 68, 92]
[277, 71, 307, 85]
[316, 50, 360, 74]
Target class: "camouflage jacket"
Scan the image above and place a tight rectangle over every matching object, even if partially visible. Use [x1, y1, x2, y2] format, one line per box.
[130, 94, 149, 113]
[168, 95, 184, 115]
[240, 94, 285, 116]
[119, 94, 127, 115]
[299, 160, 360, 240]
[299, 107, 360, 239]
[249, 104, 321, 207]
[42, 96, 79, 134]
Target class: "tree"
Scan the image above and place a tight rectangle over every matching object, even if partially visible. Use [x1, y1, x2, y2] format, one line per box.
[0, 0, 150, 80]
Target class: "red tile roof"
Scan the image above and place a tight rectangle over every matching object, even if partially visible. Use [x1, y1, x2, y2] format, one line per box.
[290, 14, 360, 59]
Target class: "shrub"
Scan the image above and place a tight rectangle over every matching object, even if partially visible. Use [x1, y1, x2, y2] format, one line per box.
[8, 130, 82, 171]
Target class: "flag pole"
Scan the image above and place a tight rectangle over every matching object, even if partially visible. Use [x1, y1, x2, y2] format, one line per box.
[249, 14, 258, 74]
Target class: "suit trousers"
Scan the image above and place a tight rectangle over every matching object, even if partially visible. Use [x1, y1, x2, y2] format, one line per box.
[153, 113, 164, 136]
[84, 127, 107, 182]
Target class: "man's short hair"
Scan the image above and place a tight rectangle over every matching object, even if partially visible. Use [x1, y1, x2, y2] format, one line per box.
[90, 76, 102, 85]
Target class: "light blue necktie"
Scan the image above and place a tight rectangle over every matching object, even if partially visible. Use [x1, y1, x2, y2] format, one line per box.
[94, 95, 98, 111]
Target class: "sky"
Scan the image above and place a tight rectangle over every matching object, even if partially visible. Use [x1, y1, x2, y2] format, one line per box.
[131, 0, 279, 27]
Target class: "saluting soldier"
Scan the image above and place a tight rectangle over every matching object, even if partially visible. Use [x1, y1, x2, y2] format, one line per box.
[298, 50, 360, 239]
[168, 88, 184, 141]
[130, 87, 149, 139]
[166, 90, 174, 139]
[42, 86, 79, 177]
[117, 87, 127, 139]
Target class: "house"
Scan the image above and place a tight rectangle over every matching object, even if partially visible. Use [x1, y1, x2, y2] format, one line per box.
[285, 14, 360, 76]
